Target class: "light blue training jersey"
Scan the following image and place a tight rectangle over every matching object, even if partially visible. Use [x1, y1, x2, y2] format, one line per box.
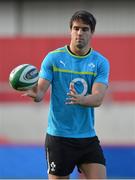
[39, 45, 110, 138]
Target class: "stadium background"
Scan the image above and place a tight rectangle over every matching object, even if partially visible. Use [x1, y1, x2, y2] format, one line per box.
[0, 0, 135, 179]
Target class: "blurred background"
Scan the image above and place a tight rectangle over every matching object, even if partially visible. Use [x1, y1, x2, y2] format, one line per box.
[0, 0, 135, 179]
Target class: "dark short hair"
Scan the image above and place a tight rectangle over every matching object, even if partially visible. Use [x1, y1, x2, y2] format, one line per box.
[70, 10, 96, 33]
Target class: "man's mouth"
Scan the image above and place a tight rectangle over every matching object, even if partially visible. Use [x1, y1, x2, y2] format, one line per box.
[76, 38, 83, 42]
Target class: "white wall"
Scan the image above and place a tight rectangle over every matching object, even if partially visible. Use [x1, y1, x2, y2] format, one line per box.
[95, 103, 135, 144]
[0, 102, 135, 145]
[0, 1, 17, 35]
[0, 0, 135, 36]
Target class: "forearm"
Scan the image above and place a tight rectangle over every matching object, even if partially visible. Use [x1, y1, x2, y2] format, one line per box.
[34, 78, 50, 102]
[34, 90, 45, 102]
[78, 83, 107, 107]
[80, 93, 104, 107]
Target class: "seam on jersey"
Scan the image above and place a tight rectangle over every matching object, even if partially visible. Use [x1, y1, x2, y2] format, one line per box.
[65, 45, 93, 58]
[53, 65, 97, 76]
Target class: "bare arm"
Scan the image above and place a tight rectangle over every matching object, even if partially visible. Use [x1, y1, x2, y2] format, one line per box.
[24, 78, 50, 102]
[66, 83, 108, 107]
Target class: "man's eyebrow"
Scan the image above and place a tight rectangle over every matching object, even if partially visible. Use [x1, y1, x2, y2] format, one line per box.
[73, 25, 89, 28]
[73, 25, 79, 28]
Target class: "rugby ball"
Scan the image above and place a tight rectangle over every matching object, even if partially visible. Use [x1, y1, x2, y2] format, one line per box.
[9, 64, 39, 91]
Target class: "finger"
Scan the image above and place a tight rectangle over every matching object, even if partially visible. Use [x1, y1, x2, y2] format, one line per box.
[65, 97, 78, 105]
[65, 99, 75, 104]
[69, 83, 74, 89]
[69, 83, 76, 94]
[70, 89, 76, 95]
[66, 97, 76, 101]
[67, 93, 76, 98]
[21, 93, 27, 97]
[21, 92, 36, 98]
[65, 101, 74, 104]
[65, 100, 78, 105]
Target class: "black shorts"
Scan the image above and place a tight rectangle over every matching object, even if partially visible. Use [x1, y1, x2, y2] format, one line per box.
[45, 133, 106, 176]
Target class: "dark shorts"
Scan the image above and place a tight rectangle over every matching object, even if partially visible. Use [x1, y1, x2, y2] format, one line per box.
[45, 133, 106, 176]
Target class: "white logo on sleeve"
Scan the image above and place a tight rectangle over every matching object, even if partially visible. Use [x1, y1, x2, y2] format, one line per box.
[50, 162, 56, 172]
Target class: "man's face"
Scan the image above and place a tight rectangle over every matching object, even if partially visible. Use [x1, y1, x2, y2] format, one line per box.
[70, 19, 93, 50]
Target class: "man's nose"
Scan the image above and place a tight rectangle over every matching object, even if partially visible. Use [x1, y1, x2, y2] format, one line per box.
[78, 29, 83, 35]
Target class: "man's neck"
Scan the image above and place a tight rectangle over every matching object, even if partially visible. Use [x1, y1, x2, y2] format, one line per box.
[69, 44, 91, 56]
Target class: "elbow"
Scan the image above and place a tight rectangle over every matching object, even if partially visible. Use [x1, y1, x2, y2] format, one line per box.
[94, 95, 105, 107]
[34, 96, 43, 102]
[94, 100, 103, 107]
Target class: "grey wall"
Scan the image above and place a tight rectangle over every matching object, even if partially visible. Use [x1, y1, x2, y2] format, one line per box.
[1, 103, 135, 144]
[0, 0, 135, 36]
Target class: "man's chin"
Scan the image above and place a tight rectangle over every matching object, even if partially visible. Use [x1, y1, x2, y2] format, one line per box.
[76, 43, 84, 49]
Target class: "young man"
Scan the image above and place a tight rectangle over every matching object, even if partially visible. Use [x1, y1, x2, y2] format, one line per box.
[25, 10, 110, 179]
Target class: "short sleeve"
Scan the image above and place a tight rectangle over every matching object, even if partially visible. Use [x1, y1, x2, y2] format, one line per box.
[39, 53, 53, 82]
[94, 58, 110, 86]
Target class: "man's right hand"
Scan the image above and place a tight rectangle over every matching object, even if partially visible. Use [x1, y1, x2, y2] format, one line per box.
[22, 86, 37, 100]
[22, 78, 51, 102]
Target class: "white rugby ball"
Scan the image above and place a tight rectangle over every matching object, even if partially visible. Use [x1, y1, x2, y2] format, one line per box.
[9, 64, 39, 91]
